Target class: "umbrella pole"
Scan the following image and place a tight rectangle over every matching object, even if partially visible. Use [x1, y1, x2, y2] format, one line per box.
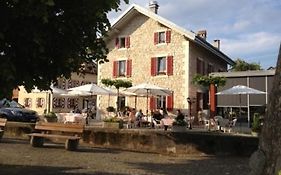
[134, 96, 137, 110]
[239, 94, 242, 118]
[146, 89, 149, 115]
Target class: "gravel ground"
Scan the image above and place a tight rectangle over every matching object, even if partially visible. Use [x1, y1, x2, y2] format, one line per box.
[0, 137, 250, 175]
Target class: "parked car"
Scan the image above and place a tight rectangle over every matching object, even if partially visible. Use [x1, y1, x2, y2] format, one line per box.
[0, 99, 39, 123]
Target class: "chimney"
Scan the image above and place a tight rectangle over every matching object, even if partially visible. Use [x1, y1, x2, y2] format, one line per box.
[197, 30, 207, 40]
[213, 39, 220, 50]
[149, 1, 159, 14]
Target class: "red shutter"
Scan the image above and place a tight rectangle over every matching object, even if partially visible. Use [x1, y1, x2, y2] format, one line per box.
[125, 36, 130, 48]
[166, 30, 171, 43]
[167, 92, 174, 111]
[113, 61, 118, 78]
[115, 38, 119, 48]
[126, 59, 132, 77]
[150, 97, 156, 110]
[154, 32, 158, 45]
[167, 56, 173, 76]
[151, 57, 157, 76]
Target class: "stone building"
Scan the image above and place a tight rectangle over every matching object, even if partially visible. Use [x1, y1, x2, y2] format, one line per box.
[97, 2, 234, 118]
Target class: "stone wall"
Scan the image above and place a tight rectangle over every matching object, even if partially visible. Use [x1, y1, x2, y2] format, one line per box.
[3, 122, 258, 156]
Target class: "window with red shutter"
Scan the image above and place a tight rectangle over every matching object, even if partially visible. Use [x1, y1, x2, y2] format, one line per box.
[154, 32, 158, 45]
[126, 59, 132, 77]
[166, 93, 173, 111]
[151, 57, 157, 76]
[166, 30, 171, 43]
[167, 56, 173, 76]
[125, 37, 130, 48]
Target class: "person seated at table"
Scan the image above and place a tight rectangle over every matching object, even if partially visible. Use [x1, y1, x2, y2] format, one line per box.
[161, 114, 174, 131]
[135, 109, 143, 127]
[73, 105, 81, 114]
[176, 109, 185, 121]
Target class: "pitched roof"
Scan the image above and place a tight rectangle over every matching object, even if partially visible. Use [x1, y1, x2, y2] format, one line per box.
[108, 4, 235, 65]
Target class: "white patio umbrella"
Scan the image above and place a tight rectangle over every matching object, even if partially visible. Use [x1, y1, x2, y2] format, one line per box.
[216, 85, 266, 127]
[125, 83, 173, 114]
[67, 83, 114, 96]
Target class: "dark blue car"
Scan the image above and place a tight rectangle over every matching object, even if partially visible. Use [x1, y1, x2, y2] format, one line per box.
[0, 99, 39, 123]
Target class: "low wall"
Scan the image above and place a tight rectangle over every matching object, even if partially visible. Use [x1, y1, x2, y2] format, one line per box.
[3, 122, 258, 156]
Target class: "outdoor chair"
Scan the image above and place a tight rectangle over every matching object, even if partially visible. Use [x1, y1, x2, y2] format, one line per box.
[214, 116, 231, 132]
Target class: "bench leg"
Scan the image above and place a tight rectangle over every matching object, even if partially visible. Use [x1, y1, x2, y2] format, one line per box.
[65, 139, 79, 151]
[30, 136, 44, 147]
[0, 131, 4, 140]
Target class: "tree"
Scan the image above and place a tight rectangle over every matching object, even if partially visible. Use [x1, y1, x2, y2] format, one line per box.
[101, 78, 132, 111]
[192, 74, 226, 87]
[230, 59, 262, 71]
[192, 74, 226, 120]
[249, 44, 281, 175]
[0, 0, 128, 99]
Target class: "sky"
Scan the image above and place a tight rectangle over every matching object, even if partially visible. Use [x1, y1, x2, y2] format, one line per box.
[107, 0, 281, 69]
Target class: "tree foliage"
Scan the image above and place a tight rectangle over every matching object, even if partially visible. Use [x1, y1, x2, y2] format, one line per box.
[0, 0, 128, 99]
[101, 78, 132, 90]
[192, 74, 226, 87]
[230, 58, 262, 71]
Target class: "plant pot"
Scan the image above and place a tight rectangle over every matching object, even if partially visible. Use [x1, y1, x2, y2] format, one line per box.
[172, 125, 187, 132]
[251, 131, 259, 137]
[45, 117, 58, 123]
[103, 122, 123, 129]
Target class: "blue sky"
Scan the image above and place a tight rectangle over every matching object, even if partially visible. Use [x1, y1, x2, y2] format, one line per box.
[108, 0, 281, 69]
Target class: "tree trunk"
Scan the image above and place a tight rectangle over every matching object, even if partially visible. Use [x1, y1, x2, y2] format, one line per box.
[250, 44, 281, 175]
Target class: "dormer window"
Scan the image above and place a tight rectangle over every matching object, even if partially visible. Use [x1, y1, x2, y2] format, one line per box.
[115, 36, 130, 49]
[154, 30, 171, 45]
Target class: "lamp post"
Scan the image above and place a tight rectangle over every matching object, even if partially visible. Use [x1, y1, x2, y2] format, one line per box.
[187, 97, 192, 129]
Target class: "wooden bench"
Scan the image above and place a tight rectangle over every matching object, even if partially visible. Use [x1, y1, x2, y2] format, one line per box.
[28, 122, 84, 151]
[0, 118, 7, 140]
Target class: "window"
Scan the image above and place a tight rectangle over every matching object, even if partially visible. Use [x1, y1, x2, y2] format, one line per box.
[156, 96, 166, 109]
[53, 98, 65, 108]
[113, 59, 132, 78]
[207, 64, 214, 74]
[154, 30, 171, 45]
[157, 57, 166, 74]
[118, 60, 126, 76]
[150, 93, 173, 111]
[115, 36, 130, 49]
[151, 56, 173, 76]
[36, 98, 45, 108]
[158, 32, 166, 43]
[24, 98, 32, 108]
[67, 98, 78, 109]
[196, 58, 205, 75]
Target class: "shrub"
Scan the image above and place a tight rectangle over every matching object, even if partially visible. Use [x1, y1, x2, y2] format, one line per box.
[106, 106, 115, 112]
[252, 113, 261, 133]
[44, 112, 57, 118]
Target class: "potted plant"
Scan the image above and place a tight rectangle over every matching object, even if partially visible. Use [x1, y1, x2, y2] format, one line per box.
[103, 117, 123, 129]
[44, 112, 58, 122]
[172, 118, 188, 132]
[106, 106, 115, 112]
[251, 113, 261, 136]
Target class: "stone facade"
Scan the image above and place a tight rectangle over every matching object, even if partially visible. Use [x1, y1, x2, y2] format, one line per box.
[98, 11, 230, 119]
